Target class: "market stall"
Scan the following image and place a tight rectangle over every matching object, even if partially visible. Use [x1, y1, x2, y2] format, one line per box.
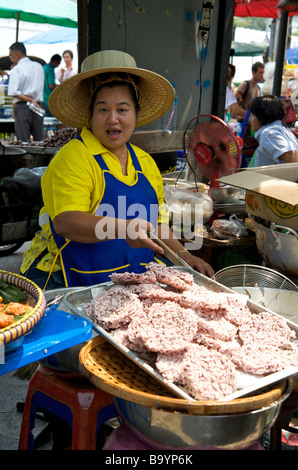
[1, 261, 297, 450]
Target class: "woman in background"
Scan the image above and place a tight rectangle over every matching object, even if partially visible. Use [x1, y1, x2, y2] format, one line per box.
[55, 50, 77, 83]
[248, 95, 298, 167]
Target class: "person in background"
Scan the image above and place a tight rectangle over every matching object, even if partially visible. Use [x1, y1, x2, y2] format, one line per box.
[235, 61, 265, 111]
[248, 95, 298, 167]
[55, 49, 77, 83]
[8, 42, 44, 142]
[225, 64, 246, 123]
[20, 50, 214, 290]
[42, 54, 61, 117]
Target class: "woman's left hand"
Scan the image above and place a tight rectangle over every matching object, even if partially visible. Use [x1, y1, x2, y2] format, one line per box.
[179, 251, 214, 278]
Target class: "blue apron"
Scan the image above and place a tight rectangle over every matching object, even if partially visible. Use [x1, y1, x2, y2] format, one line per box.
[49, 141, 159, 287]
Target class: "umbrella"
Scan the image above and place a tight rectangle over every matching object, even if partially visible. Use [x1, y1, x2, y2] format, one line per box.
[0, 0, 77, 41]
[24, 26, 78, 44]
[231, 41, 267, 56]
[234, 0, 281, 18]
[0, 55, 45, 71]
[277, 0, 298, 13]
[234, 0, 298, 17]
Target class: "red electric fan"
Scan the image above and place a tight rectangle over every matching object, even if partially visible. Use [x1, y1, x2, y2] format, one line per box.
[183, 115, 243, 187]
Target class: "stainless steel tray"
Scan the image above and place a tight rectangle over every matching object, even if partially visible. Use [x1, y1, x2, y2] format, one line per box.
[10, 145, 59, 155]
[63, 267, 298, 401]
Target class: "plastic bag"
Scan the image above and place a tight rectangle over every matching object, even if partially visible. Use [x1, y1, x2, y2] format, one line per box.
[12, 166, 47, 188]
[211, 215, 249, 240]
[164, 185, 214, 225]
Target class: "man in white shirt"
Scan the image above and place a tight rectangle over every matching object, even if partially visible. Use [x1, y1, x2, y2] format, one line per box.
[8, 42, 45, 142]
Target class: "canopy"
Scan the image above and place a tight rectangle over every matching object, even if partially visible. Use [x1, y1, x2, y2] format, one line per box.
[286, 47, 298, 63]
[277, 0, 298, 13]
[0, 0, 77, 40]
[234, 0, 279, 18]
[232, 41, 267, 56]
[24, 26, 78, 44]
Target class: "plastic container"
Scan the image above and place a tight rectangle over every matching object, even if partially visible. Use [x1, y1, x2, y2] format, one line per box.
[176, 150, 185, 171]
[162, 82, 177, 132]
[0, 84, 13, 119]
[26, 101, 45, 117]
[234, 123, 242, 135]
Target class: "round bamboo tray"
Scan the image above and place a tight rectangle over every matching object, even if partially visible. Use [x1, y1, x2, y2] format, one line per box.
[79, 335, 287, 415]
[0, 271, 47, 345]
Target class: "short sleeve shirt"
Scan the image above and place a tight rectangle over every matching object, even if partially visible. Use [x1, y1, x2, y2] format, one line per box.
[41, 127, 168, 223]
[43, 63, 55, 105]
[8, 57, 44, 103]
[254, 120, 298, 166]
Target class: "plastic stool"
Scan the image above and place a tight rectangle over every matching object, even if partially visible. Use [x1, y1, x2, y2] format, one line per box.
[18, 365, 118, 450]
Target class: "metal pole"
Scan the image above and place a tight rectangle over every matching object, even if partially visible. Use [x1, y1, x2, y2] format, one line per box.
[211, 0, 235, 118]
[272, 9, 289, 96]
[16, 12, 19, 42]
[77, 0, 88, 72]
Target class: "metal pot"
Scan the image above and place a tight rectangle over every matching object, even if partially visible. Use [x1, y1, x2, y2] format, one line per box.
[0, 144, 26, 177]
[209, 185, 246, 205]
[113, 379, 293, 450]
[210, 185, 246, 215]
[254, 221, 298, 277]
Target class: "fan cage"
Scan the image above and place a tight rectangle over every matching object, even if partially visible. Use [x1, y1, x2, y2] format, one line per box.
[183, 114, 242, 185]
[213, 264, 298, 292]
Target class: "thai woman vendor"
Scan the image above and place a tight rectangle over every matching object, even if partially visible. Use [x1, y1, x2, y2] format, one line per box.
[20, 50, 214, 289]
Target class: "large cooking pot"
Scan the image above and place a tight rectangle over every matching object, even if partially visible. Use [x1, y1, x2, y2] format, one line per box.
[254, 221, 298, 277]
[0, 144, 27, 177]
[79, 336, 295, 450]
[113, 384, 292, 450]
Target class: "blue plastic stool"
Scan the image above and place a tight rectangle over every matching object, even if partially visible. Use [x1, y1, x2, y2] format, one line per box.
[18, 365, 118, 450]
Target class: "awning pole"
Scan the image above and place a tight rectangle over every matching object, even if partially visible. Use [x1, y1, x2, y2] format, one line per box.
[272, 9, 289, 96]
[16, 12, 19, 41]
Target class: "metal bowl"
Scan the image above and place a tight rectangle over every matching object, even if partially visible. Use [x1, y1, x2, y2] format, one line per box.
[0, 145, 27, 177]
[210, 185, 246, 205]
[253, 221, 298, 277]
[114, 380, 293, 450]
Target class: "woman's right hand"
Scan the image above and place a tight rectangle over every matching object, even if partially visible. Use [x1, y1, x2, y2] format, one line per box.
[122, 218, 164, 255]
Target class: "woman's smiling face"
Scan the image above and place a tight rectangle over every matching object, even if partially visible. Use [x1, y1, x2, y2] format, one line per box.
[91, 84, 139, 154]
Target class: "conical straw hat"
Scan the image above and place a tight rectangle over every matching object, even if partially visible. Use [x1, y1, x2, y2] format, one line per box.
[49, 50, 175, 129]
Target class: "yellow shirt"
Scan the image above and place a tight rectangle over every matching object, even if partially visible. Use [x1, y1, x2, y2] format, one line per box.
[21, 127, 168, 274]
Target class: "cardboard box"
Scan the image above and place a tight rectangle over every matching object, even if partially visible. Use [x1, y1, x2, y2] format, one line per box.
[219, 163, 298, 230]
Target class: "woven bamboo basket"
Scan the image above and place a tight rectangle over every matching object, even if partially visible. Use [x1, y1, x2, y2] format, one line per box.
[79, 335, 288, 415]
[0, 270, 47, 345]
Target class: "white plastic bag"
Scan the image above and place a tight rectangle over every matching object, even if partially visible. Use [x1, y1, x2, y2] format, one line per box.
[164, 186, 213, 225]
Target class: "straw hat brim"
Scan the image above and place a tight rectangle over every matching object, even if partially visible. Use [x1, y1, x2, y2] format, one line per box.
[49, 66, 175, 129]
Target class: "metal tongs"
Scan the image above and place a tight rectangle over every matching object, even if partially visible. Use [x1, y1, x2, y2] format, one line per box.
[150, 233, 191, 269]
[45, 293, 65, 313]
